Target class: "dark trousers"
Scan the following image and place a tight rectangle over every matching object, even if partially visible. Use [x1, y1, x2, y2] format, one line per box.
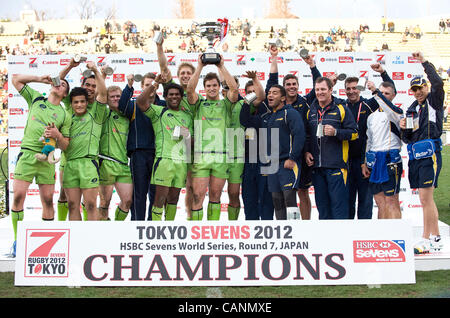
[242, 163, 274, 220]
[348, 158, 373, 219]
[311, 167, 349, 219]
[129, 149, 156, 220]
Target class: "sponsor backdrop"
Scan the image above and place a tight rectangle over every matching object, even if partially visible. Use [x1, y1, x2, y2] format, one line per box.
[7, 52, 426, 220]
[14, 220, 415, 286]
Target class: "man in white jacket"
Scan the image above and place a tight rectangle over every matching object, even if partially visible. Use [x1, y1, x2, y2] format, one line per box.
[361, 81, 403, 219]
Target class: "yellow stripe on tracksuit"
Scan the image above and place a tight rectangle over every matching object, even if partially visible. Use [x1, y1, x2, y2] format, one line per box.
[432, 153, 438, 186]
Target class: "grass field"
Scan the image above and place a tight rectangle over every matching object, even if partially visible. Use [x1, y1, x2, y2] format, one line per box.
[0, 146, 449, 299]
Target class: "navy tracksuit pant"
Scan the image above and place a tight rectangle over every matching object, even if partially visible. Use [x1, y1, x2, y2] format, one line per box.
[347, 157, 373, 219]
[311, 167, 349, 219]
[242, 163, 274, 220]
[129, 149, 156, 220]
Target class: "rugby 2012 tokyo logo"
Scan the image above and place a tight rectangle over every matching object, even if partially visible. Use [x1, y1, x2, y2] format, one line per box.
[353, 240, 406, 263]
[24, 229, 70, 277]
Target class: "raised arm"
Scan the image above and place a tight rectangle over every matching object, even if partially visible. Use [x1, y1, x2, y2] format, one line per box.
[186, 55, 204, 105]
[218, 56, 238, 103]
[59, 57, 81, 81]
[12, 74, 52, 93]
[242, 71, 265, 106]
[156, 36, 173, 84]
[86, 61, 107, 104]
[118, 75, 136, 119]
[413, 52, 445, 109]
[136, 75, 160, 112]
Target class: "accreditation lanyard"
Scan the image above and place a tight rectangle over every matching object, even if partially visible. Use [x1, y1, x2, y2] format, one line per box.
[317, 105, 331, 123]
[356, 102, 363, 123]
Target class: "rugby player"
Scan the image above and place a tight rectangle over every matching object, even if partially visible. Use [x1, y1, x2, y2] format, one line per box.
[9, 73, 71, 257]
[223, 71, 265, 220]
[63, 62, 108, 220]
[136, 76, 192, 221]
[58, 57, 101, 221]
[156, 36, 200, 220]
[186, 54, 239, 220]
[97, 83, 133, 221]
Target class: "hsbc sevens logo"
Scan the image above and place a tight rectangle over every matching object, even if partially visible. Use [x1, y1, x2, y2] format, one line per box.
[25, 229, 70, 277]
[359, 71, 368, 78]
[29, 57, 38, 68]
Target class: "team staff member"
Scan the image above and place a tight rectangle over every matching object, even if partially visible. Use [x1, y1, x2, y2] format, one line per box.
[239, 90, 274, 220]
[363, 81, 403, 219]
[186, 54, 239, 221]
[266, 45, 321, 220]
[137, 78, 193, 221]
[156, 37, 200, 220]
[266, 84, 305, 220]
[304, 77, 358, 219]
[224, 71, 266, 220]
[63, 62, 108, 220]
[400, 52, 445, 254]
[118, 73, 165, 220]
[9, 73, 71, 257]
[344, 63, 396, 220]
[98, 85, 133, 221]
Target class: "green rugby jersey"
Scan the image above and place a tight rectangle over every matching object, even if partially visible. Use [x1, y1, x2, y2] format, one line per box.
[19, 85, 72, 153]
[144, 104, 193, 161]
[65, 100, 109, 160]
[189, 97, 233, 155]
[99, 108, 129, 164]
[227, 99, 246, 160]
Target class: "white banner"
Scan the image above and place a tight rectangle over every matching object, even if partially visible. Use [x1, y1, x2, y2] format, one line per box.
[14, 220, 415, 286]
[6, 52, 426, 220]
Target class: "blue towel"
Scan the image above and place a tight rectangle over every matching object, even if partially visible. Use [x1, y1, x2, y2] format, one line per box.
[369, 151, 390, 184]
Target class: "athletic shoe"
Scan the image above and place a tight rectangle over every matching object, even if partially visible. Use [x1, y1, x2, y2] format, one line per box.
[4, 241, 16, 258]
[429, 235, 443, 252]
[414, 239, 430, 255]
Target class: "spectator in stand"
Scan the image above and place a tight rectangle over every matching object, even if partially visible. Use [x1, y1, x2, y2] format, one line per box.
[439, 19, 446, 33]
[414, 25, 422, 39]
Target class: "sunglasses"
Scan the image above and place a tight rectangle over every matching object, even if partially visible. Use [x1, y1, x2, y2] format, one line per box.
[411, 86, 423, 92]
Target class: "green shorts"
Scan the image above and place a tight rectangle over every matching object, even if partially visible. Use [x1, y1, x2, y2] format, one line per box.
[59, 152, 66, 172]
[227, 161, 244, 184]
[192, 153, 229, 179]
[14, 149, 56, 184]
[63, 157, 100, 189]
[99, 158, 132, 185]
[152, 157, 187, 188]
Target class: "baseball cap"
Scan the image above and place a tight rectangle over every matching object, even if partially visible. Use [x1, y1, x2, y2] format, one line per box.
[410, 77, 427, 89]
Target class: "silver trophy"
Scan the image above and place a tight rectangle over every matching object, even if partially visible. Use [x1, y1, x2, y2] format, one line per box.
[74, 54, 87, 63]
[104, 65, 114, 76]
[82, 69, 93, 78]
[243, 92, 257, 105]
[337, 73, 347, 81]
[356, 76, 369, 91]
[51, 75, 61, 87]
[153, 31, 163, 44]
[299, 48, 309, 59]
[134, 74, 143, 82]
[197, 22, 222, 65]
[406, 114, 414, 129]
